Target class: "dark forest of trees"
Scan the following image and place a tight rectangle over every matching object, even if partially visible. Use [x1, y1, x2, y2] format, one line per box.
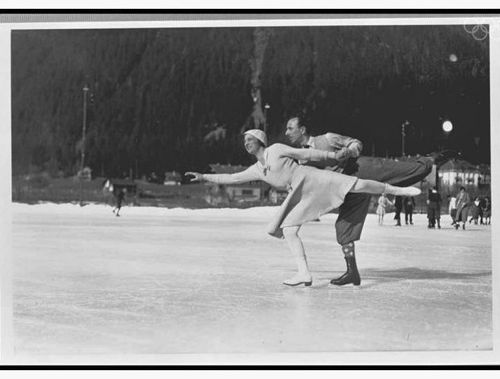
[11, 24, 490, 179]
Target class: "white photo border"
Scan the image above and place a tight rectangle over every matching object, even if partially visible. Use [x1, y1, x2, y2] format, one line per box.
[0, 13, 498, 366]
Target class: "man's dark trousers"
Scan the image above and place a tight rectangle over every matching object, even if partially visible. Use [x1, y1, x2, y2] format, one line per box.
[335, 156, 433, 245]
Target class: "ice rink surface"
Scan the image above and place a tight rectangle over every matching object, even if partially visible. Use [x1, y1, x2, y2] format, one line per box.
[10, 203, 492, 355]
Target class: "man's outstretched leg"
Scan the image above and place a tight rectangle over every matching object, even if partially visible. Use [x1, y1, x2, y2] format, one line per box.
[355, 156, 433, 187]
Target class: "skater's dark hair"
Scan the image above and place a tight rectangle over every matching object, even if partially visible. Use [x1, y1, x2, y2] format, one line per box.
[459, 186, 466, 191]
[286, 113, 314, 134]
[286, 115, 304, 127]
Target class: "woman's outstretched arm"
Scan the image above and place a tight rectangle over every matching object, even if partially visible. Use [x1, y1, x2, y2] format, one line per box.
[186, 164, 261, 184]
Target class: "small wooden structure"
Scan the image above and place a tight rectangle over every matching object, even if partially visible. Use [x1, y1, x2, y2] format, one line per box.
[164, 171, 182, 186]
[78, 166, 92, 181]
[269, 188, 289, 204]
[103, 178, 139, 206]
[205, 164, 269, 205]
[103, 178, 138, 195]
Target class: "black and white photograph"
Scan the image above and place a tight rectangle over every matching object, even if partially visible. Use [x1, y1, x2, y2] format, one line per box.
[0, 13, 499, 365]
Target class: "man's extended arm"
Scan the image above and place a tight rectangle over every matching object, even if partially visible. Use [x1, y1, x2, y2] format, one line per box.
[279, 144, 342, 164]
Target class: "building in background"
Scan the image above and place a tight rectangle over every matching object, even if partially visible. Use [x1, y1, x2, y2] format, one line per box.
[438, 159, 490, 197]
[77, 166, 92, 181]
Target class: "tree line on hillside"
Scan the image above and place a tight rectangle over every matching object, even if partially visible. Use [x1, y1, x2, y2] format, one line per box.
[11, 24, 489, 179]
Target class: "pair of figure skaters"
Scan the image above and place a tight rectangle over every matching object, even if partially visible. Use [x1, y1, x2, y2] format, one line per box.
[187, 117, 433, 287]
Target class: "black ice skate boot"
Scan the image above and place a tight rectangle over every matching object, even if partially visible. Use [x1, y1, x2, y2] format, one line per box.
[331, 255, 361, 286]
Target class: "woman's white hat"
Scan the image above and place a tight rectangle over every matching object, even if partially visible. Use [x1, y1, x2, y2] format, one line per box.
[243, 129, 268, 146]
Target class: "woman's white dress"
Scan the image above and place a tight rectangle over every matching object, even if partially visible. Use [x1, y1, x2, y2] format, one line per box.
[205, 143, 358, 238]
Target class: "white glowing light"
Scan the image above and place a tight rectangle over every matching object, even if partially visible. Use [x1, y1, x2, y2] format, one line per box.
[442, 120, 453, 133]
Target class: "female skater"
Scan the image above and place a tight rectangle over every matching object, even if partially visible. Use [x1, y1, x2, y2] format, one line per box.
[454, 186, 471, 230]
[186, 129, 420, 287]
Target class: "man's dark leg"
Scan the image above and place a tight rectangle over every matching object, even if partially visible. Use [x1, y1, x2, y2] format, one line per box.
[331, 156, 432, 286]
[428, 207, 435, 228]
[331, 193, 371, 286]
[395, 210, 401, 226]
[332, 241, 360, 286]
[355, 156, 433, 186]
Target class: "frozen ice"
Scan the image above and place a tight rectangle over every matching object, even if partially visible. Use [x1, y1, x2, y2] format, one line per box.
[10, 203, 492, 354]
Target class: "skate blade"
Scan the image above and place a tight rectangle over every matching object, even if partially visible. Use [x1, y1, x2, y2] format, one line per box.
[329, 282, 362, 289]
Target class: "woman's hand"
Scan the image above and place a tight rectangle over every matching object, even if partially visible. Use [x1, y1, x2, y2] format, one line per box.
[185, 172, 204, 182]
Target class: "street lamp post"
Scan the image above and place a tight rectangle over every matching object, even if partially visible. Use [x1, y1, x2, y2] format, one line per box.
[79, 85, 90, 206]
[264, 103, 270, 134]
[401, 120, 409, 157]
[436, 120, 454, 191]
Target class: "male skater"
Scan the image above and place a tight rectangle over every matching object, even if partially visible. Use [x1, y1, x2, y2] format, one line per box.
[427, 186, 442, 229]
[394, 196, 403, 226]
[285, 116, 433, 286]
[112, 188, 126, 217]
[403, 196, 415, 225]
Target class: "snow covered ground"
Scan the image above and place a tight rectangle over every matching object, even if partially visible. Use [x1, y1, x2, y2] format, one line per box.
[9, 202, 492, 358]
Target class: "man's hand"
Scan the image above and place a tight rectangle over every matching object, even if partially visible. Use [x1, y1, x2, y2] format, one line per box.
[334, 147, 352, 161]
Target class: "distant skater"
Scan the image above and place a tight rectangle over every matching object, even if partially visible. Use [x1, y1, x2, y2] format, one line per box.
[448, 194, 457, 226]
[186, 129, 420, 287]
[394, 196, 403, 226]
[454, 186, 471, 230]
[404, 196, 415, 225]
[482, 196, 491, 225]
[376, 193, 393, 226]
[468, 197, 482, 225]
[427, 186, 442, 229]
[112, 189, 126, 217]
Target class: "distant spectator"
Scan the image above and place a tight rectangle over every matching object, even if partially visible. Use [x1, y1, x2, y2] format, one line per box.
[112, 188, 126, 217]
[454, 186, 471, 230]
[403, 196, 415, 225]
[394, 196, 403, 226]
[448, 194, 457, 226]
[478, 197, 487, 225]
[469, 197, 482, 225]
[482, 196, 491, 225]
[376, 193, 393, 226]
[427, 186, 442, 229]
